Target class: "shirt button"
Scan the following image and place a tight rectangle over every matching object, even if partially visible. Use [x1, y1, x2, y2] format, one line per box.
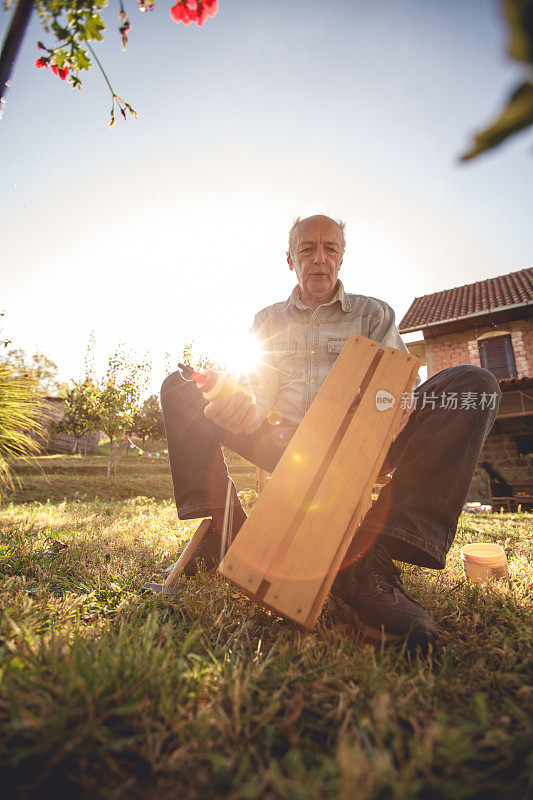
[310, 350, 315, 355]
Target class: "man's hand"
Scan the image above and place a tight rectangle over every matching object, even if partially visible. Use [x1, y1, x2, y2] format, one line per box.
[392, 405, 415, 442]
[204, 393, 256, 434]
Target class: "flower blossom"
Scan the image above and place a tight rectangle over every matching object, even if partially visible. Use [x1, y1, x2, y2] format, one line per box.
[51, 64, 70, 81]
[170, 0, 218, 26]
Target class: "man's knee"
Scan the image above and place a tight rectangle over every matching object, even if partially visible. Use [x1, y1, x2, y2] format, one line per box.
[160, 370, 190, 413]
[161, 369, 185, 394]
[426, 364, 501, 398]
[446, 364, 500, 393]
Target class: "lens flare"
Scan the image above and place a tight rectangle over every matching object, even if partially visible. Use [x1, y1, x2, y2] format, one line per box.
[189, 331, 263, 377]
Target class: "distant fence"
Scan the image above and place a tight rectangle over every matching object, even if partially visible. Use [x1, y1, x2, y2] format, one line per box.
[33, 397, 101, 455]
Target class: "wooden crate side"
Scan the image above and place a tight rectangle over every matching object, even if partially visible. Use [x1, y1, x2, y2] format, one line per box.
[262, 348, 417, 625]
[219, 335, 379, 592]
[303, 357, 421, 628]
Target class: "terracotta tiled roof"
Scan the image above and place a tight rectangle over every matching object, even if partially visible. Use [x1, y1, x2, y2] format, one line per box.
[399, 267, 533, 332]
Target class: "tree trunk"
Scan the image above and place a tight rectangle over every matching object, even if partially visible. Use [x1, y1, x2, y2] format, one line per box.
[107, 436, 114, 478]
[84, 435, 88, 457]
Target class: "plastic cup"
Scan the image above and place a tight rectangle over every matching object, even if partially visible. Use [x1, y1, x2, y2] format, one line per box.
[460, 543, 509, 585]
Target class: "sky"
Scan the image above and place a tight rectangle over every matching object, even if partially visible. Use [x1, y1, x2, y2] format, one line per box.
[1, 0, 531, 390]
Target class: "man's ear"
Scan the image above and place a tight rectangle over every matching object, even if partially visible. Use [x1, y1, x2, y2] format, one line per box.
[286, 251, 294, 271]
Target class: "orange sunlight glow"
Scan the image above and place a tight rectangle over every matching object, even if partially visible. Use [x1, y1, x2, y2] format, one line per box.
[193, 331, 264, 378]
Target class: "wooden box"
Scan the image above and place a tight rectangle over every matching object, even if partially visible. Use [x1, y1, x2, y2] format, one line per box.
[219, 334, 420, 629]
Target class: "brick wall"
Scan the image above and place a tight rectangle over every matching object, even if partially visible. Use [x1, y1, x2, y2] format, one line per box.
[424, 317, 533, 378]
[521, 323, 533, 375]
[430, 339, 470, 373]
[414, 316, 533, 506]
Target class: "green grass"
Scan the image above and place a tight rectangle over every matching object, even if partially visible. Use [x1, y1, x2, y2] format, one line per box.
[0, 453, 532, 798]
[7, 443, 256, 503]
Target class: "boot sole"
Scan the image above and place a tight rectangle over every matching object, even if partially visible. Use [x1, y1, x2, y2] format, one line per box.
[336, 598, 436, 647]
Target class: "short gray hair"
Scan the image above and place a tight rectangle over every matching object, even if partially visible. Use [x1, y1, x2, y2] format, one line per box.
[288, 215, 347, 258]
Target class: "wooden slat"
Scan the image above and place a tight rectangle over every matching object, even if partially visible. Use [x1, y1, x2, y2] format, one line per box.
[261, 348, 417, 627]
[219, 336, 380, 592]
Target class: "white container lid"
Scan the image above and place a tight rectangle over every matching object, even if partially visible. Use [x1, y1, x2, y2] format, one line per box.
[460, 543, 505, 564]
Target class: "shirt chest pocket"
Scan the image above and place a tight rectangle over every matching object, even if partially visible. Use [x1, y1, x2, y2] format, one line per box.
[272, 341, 297, 378]
[327, 338, 349, 366]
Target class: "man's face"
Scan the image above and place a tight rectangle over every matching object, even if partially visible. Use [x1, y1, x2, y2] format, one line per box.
[290, 216, 344, 309]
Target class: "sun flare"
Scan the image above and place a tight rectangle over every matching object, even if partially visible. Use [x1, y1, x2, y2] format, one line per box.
[190, 331, 264, 377]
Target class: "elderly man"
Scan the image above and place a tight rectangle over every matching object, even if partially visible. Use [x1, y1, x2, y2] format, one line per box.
[161, 215, 500, 645]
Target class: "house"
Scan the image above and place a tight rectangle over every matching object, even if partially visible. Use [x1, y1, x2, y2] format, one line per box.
[35, 397, 101, 455]
[399, 266, 533, 503]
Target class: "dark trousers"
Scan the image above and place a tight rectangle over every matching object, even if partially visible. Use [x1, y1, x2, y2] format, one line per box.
[161, 365, 500, 570]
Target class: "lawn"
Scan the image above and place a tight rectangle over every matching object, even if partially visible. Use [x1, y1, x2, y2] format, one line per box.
[0, 449, 532, 799]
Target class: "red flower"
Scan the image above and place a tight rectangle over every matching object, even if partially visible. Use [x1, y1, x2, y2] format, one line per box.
[170, 1, 193, 24]
[50, 63, 69, 80]
[35, 57, 48, 69]
[196, 3, 208, 25]
[170, 0, 218, 25]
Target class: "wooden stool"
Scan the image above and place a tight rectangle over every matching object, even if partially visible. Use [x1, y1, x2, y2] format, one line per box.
[255, 467, 270, 494]
[219, 334, 419, 630]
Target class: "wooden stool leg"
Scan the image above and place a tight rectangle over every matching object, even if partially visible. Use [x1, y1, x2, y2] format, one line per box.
[164, 519, 213, 588]
[142, 519, 212, 594]
[255, 467, 271, 494]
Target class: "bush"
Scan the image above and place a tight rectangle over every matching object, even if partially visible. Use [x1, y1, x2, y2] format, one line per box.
[0, 363, 44, 496]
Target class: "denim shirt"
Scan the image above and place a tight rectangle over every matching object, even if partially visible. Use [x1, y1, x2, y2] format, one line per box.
[245, 280, 415, 432]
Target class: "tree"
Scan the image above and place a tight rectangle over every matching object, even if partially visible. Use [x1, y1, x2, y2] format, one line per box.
[93, 346, 149, 477]
[0, 348, 68, 397]
[131, 394, 165, 446]
[180, 339, 221, 372]
[55, 377, 100, 454]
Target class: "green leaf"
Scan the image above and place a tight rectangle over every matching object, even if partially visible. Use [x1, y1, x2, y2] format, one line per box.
[76, 50, 91, 71]
[54, 49, 67, 68]
[51, 22, 69, 41]
[460, 80, 533, 161]
[84, 14, 105, 41]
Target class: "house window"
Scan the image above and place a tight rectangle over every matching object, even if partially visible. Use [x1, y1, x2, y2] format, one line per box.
[478, 335, 517, 380]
